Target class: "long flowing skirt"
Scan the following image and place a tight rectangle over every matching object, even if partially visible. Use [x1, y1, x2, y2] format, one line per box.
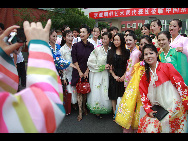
[87, 70, 112, 114]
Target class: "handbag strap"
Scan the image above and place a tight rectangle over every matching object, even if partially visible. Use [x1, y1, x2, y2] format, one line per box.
[79, 77, 82, 83]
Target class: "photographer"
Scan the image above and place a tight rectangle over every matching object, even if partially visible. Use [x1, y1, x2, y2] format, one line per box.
[0, 19, 66, 133]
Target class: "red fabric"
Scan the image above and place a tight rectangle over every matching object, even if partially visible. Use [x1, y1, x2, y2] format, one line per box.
[89, 8, 188, 19]
[139, 62, 188, 114]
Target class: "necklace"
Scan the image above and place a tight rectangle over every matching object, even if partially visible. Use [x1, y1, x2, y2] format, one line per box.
[149, 61, 159, 87]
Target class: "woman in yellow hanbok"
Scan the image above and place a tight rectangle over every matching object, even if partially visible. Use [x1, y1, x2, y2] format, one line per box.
[115, 35, 153, 133]
[115, 61, 144, 132]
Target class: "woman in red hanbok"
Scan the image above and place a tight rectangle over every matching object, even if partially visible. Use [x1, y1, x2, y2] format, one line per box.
[138, 44, 188, 133]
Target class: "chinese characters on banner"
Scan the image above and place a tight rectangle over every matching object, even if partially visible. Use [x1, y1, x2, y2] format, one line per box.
[89, 8, 188, 19]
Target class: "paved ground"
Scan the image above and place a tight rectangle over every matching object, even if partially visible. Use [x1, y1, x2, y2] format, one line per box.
[18, 83, 122, 133]
[55, 107, 123, 133]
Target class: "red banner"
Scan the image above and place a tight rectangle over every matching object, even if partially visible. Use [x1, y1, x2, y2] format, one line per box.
[89, 8, 188, 19]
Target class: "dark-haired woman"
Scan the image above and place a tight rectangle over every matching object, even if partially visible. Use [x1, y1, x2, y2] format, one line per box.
[49, 29, 62, 69]
[141, 24, 150, 36]
[169, 19, 188, 61]
[157, 31, 188, 85]
[115, 35, 153, 133]
[137, 44, 188, 133]
[150, 19, 162, 49]
[87, 32, 112, 118]
[106, 33, 130, 118]
[71, 25, 94, 121]
[124, 33, 141, 88]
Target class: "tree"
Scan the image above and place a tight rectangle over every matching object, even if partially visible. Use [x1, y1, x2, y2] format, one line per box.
[14, 8, 96, 31]
[60, 8, 96, 30]
[134, 27, 142, 43]
[14, 8, 37, 27]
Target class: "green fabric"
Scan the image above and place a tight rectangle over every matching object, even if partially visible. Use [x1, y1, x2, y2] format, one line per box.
[87, 103, 112, 114]
[160, 47, 188, 85]
[99, 65, 106, 72]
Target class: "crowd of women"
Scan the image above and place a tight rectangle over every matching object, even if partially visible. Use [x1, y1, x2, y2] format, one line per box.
[0, 18, 188, 133]
[50, 18, 188, 133]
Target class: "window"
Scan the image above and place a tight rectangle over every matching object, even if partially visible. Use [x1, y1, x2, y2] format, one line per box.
[127, 23, 131, 28]
[132, 23, 136, 28]
[122, 24, 126, 28]
[138, 23, 142, 28]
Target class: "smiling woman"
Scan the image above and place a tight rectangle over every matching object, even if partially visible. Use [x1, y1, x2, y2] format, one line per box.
[71, 24, 94, 121]
[157, 31, 188, 85]
[169, 19, 188, 61]
[138, 43, 188, 133]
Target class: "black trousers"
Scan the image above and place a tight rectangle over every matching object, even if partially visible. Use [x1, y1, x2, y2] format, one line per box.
[17, 61, 26, 87]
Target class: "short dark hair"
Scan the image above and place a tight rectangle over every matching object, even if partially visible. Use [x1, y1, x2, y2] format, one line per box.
[49, 29, 56, 36]
[170, 19, 182, 28]
[127, 33, 137, 40]
[151, 19, 162, 30]
[157, 31, 171, 40]
[109, 26, 119, 32]
[102, 32, 112, 40]
[141, 24, 150, 30]
[63, 30, 72, 38]
[80, 24, 91, 35]
[73, 28, 79, 33]
[125, 29, 135, 34]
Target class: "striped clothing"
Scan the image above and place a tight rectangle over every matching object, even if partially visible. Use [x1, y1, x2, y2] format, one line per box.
[0, 40, 65, 133]
[0, 47, 19, 93]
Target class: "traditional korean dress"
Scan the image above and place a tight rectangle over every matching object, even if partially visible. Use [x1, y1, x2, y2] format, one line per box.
[88, 38, 102, 48]
[124, 47, 141, 88]
[160, 47, 188, 85]
[138, 62, 188, 133]
[170, 34, 188, 61]
[0, 40, 67, 133]
[60, 43, 77, 104]
[115, 61, 145, 129]
[115, 47, 141, 121]
[87, 45, 112, 114]
[49, 43, 70, 71]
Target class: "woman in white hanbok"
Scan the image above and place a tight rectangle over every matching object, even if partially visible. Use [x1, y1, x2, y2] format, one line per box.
[138, 44, 188, 133]
[87, 32, 112, 118]
[60, 30, 77, 105]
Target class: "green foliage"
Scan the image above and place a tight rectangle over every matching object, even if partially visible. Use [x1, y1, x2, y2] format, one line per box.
[98, 22, 110, 31]
[14, 8, 37, 27]
[14, 8, 96, 30]
[134, 27, 142, 43]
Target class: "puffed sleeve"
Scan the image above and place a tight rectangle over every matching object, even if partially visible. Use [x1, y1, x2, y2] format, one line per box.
[124, 50, 141, 87]
[139, 73, 153, 114]
[182, 37, 188, 61]
[167, 63, 188, 110]
[87, 46, 105, 72]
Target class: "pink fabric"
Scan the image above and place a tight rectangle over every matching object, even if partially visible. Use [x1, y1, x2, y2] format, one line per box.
[170, 34, 188, 61]
[124, 48, 141, 87]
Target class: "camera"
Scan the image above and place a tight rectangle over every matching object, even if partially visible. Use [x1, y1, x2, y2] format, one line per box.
[7, 28, 26, 44]
[16, 28, 26, 43]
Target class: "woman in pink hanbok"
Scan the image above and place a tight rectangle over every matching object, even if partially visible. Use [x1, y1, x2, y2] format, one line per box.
[169, 19, 188, 61]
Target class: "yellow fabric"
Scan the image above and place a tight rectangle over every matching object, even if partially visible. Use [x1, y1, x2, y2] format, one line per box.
[115, 62, 145, 129]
